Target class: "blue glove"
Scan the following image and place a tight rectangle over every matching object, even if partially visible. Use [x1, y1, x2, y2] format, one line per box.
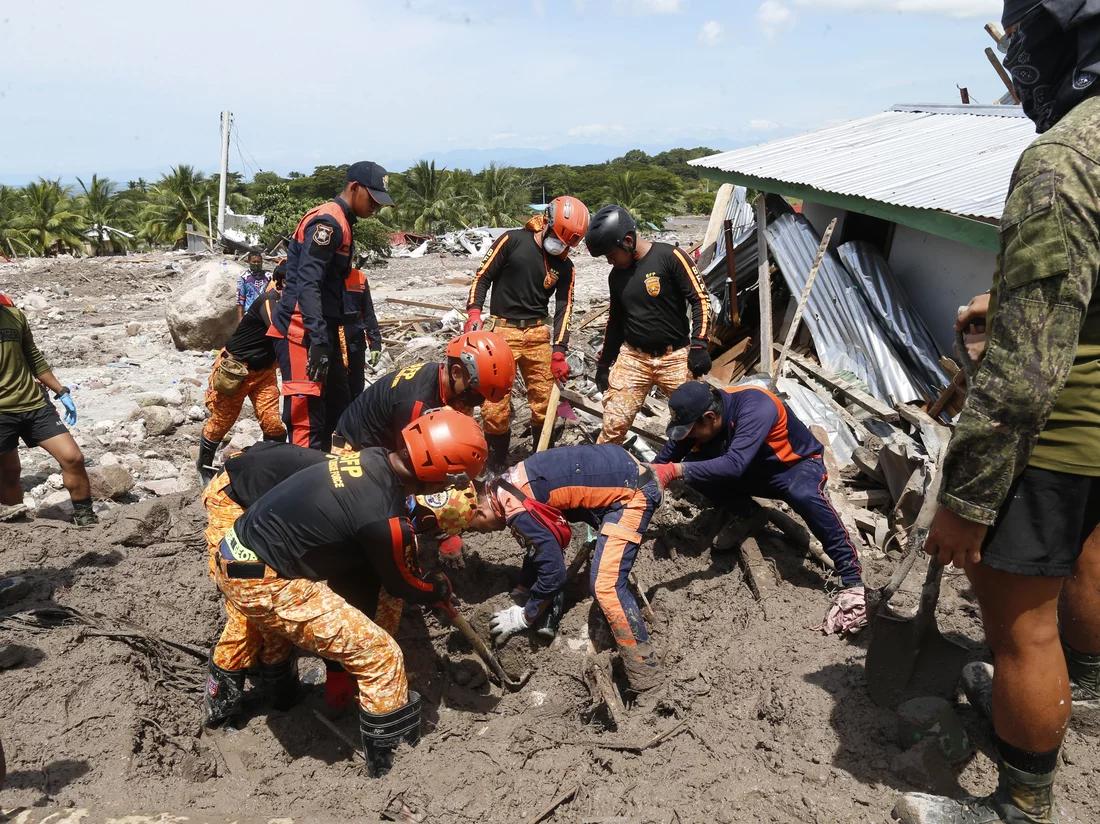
[58, 392, 77, 426]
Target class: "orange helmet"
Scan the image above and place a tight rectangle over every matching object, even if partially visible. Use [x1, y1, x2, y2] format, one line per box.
[401, 408, 488, 483]
[546, 195, 590, 250]
[413, 482, 477, 537]
[445, 330, 515, 403]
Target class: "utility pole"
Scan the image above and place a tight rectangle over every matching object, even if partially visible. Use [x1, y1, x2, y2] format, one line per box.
[216, 110, 232, 243]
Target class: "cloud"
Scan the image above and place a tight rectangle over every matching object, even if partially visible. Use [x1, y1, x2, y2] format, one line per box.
[757, 1, 795, 37]
[749, 118, 780, 131]
[795, 0, 999, 18]
[567, 123, 626, 138]
[613, 0, 683, 14]
[698, 20, 724, 46]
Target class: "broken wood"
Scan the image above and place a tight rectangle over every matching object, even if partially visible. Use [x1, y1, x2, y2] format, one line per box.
[927, 369, 966, 419]
[985, 47, 1021, 104]
[384, 297, 464, 314]
[722, 218, 741, 328]
[756, 195, 774, 377]
[578, 303, 610, 330]
[582, 652, 627, 731]
[566, 719, 688, 753]
[312, 709, 366, 762]
[736, 537, 772, 602]
[702, 183, 735, 254]
[842, 488, 891, 508]
[538, 382, 561, 452]
[560, 387, 666, 443]
[531, 784, 581, 824]
[779, 350, 900, 422]
[772, 218, 836, 391]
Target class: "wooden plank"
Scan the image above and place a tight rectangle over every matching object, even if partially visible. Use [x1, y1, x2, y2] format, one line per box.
[779, 349, 899, 422]
[702, 184, 735, 253]
[784, 359, 875, 442]
[578, 303, 610, 330]
[723, 218, 741, 328]
[772, 218, 836, 389]
[756, 195, 773, 377]
[985, 47, 1020, 104]
[385, 297, 464, 314]
[842, 488, 891, 508]
[560, 388, 667, 443]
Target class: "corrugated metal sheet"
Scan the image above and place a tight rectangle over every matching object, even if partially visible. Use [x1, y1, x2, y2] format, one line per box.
[690, 105, 1036, 221]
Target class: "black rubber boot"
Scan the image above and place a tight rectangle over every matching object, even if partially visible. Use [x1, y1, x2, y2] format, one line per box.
[204, 658, 245, 728]
[71, 500, 98, 527]
[486, 433, 510, 474]
[893, 760, 1056, 823]
[258, 657, 299, 711]
[196, 436, 219, 486]
[359, 690, 422, 778]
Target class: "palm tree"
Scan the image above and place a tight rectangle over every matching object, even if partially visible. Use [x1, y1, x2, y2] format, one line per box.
[391, 160, 466, 234]
[0, 186, 32, 257]
[608, 171, 663, 227]
[468, 164, 532, 227]
[77, 175, 132, 255]
[15, 179, 84, 256]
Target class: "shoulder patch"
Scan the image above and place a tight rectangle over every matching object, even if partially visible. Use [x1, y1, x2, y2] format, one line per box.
[312, 224, 334, 246]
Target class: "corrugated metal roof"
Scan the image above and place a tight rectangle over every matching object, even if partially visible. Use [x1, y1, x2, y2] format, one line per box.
[689, 105, 1037, 222]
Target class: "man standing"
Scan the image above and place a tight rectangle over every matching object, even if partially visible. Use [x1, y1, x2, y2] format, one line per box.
[584, 205, 712, 445]
[268, 162, 393, 451]
[197, 263, 288, 484]
[236, 250, 269, 321]
[342, 266, 383, 399]
[651, 382, 865, 633]
[205, 408, 486, 776]
[893, 4, 1100, 822]
[463, 195, 589, 469]
[0, 292, 96, 526]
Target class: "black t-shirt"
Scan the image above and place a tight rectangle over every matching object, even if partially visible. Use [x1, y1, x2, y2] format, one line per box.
[601, 242, 711, 362]
[226, 289, 280, 369]
[334, 362, 444, 450]
[467, 228, 574, 347]
[233, 448, 437, 604]
[223, 442, 329, 507]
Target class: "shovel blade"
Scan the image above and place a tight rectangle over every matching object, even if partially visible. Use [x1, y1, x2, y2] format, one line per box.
[866, 613, 969, 708]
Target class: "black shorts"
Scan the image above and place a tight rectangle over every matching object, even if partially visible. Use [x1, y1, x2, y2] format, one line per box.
[982, 465, 1100, 577]
[0, 404, 68, 453]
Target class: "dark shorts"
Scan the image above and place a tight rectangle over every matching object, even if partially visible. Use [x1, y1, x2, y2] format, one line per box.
[0, 404, 68, 453]
[982, 465, 1100, 577]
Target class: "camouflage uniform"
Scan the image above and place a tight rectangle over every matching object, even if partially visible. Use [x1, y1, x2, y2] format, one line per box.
[481, 323, 555, 436]
[598, 344, 690, 444]
[202, 352, 285, 443]
[941, 96, 1100, 522]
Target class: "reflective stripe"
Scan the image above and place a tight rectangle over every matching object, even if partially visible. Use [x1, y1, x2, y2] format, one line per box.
[600, 520, 643, 544]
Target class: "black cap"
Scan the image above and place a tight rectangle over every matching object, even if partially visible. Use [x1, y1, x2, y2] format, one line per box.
[1002, 1, 1042, 27]
[666, 381, 716, 441]
[347, 161, 394, 206]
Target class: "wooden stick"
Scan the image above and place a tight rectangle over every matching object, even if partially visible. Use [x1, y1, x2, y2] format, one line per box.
[780, 350, 899, 422]
[538, 382, 562, 452]
[531, 784, 580, 824]
[578, 304, 610, 330]
[771, 218, 836, 390]
[385, 297, 465, 314]
[755, 195, 773, 377]
[722, 218, 740, 328]
[312, 709, 366, 762]
[985, 47, 1020, 104]
[984, 22, 1005, 46]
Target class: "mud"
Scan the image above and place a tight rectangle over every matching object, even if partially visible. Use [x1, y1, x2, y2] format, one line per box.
[2, 250, 1099, 823]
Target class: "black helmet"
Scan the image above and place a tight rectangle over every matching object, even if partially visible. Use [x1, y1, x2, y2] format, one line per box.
[584, 205, 637, 257]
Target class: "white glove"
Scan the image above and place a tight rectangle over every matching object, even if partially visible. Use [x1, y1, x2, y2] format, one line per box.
[489, 604, 529, 645]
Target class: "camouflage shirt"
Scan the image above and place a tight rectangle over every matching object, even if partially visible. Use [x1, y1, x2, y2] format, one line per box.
[941, 96, 1100, 525]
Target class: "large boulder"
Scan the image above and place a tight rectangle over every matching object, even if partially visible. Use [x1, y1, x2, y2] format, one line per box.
[87, 464, 135, 500]
[131, 405, 176, 436]
[165, 258, 244, 350]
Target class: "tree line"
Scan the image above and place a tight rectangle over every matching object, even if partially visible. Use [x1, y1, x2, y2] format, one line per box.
[0, 147, 720, 258]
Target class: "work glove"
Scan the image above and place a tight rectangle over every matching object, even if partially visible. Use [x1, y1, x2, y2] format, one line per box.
[306, 343, 331, 383]
[650, 462, 683, 490]
[820, 585, 868, 636]
[550, 351, 570, 383]
[595, 362, 611, 394]
[489, 604, 530, 645]
[56, 391, 77, 426]
[438, 535, 464, 569]
[688, 340, 712, 378]
[368, 348, 383, 368]
[463, 308, 483, 333]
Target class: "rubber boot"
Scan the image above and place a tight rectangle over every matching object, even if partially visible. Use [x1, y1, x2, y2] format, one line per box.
[204, 658, 245, 728]
[258, 657, 299, 711]
[964, 651, 1100, 731]
[71, 499, 98, 527]
[621, 642, 665, 694]
[197, 436, 219, 486]
[893, 761, 1056, 824]
[359, 690, 422, 778]
[536, 591, 565, 639]
[486, 433, 510, 474]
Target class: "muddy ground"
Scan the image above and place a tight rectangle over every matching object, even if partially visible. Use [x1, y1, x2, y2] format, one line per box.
[3, 242, 1100, 823]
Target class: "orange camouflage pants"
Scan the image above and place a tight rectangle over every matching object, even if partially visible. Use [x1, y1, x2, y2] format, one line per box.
[202, 470, 242, 581]
[213, 560, 407, 714]
[598, 344, 690, 445]
[203, 352, 286, 443]
[481, 322, 554, 436]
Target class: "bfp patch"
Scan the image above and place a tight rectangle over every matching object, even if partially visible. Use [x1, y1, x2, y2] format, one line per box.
[312, 224, 333, 246]
[644, 273, 661, 297]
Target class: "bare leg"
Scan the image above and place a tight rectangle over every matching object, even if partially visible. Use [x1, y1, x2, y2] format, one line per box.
[0, 450, 22, 505]
[1060, 523, 1100, 655]
[36, 433, 91, 502]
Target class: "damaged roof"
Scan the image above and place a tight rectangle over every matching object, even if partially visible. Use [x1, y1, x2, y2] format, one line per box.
[690, 104, 1036, 249]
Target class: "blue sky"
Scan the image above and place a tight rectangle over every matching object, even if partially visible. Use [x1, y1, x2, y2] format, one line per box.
[0, 0, 1005, 184]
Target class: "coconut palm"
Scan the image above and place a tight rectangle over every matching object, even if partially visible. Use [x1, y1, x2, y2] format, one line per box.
[391, 160, 466, 234]
[608, 171, 662, 227]
[16, 179, 84, 256]
[0, 186, 32, 257]
[76, 175, 133, 255]
[139, 165, 212, 247]
[468, 164, 532, 227]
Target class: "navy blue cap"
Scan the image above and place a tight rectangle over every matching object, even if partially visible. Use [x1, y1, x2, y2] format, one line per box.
[347, 161, 394, 206]
[666, 381, 717, 441]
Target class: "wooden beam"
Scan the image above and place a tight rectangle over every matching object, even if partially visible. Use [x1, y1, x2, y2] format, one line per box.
[702, 183, 735, 253]
[385, 297, 464, 314]
[560, 388, 667, 443]
[985, 47, 1020, 104]
[772, 218, 836, 389]
[722, 218, 741, 328]
[779, 349, 900, 422]
[756, 194, 773, 377]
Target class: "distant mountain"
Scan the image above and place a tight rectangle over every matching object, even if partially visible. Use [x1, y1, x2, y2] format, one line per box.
[387, 141, 745, 172]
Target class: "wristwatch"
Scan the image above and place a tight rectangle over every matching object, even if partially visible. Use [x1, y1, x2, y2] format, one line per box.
[54, 386, 71, 399]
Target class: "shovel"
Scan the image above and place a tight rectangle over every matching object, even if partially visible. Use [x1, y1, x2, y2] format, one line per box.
[865, 463, 969, 708]
[444, 604, 532, 691]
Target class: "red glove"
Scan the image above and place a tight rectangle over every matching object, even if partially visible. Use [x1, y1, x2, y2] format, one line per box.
[651, 462, 683, 489]
[439, 534, 464, 568]
[551, 351, 570, 382]
[323, 669, 355, 711]
[0, 294, 12, 307]
[463, 308, 482, 332]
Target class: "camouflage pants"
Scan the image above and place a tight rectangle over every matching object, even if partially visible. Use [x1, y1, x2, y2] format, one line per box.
[481, 322, 554, 436]
[598, 344, 690, 445]
[203, 352, 286, 443]
[202, 470, 242, 581]
[213, 565, 408, 713]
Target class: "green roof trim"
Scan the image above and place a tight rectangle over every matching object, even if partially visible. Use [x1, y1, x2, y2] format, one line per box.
[698, 168, 1000, 252]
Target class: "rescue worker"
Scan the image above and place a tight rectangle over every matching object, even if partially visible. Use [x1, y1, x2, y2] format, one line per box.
[463, 195, 590, 469]
[0, 292, 96, 526]
[893, 3, 1100, 822]
[651, 381, 865, 632]
[466, 443, 664, 692]
[197, 263, 288, 484]
[584, 205, 713, 445]
[342, 266, 383, 399]
[205, 408, 486, 776]
[236, 250, 269, 321]
[268, 161, 394, 452]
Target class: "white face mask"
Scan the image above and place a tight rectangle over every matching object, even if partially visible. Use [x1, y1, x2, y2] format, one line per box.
[542, 233, 567, 257]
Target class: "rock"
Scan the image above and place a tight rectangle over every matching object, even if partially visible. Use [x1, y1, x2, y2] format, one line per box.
[162, 387, 185, 407]
[19, 293, 49, 311]
[143, 459, 179, 480]
[109, 498, 171, 546]
[132, 405, 176, 436]
[36, 490, 73, 521]
[889, 737, 962, 794]
[165, 258, 243, 350]
[87, 464, 135, 500]
[187, 404, 206, 421]
[126, 322, 142, 336]
[99, 452, 121, 466]
[47, 473, 64, 489]
[92, 419, 116, 435]
[896, 696, 971, 763]
[140, 478, 194, 497]
[135, 392, 167, 407]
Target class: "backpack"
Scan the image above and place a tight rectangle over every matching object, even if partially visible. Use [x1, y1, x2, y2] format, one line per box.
[495, 478, 572, 549]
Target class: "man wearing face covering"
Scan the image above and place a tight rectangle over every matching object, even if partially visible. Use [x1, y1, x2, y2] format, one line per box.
[892, 3, 1100, 823]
